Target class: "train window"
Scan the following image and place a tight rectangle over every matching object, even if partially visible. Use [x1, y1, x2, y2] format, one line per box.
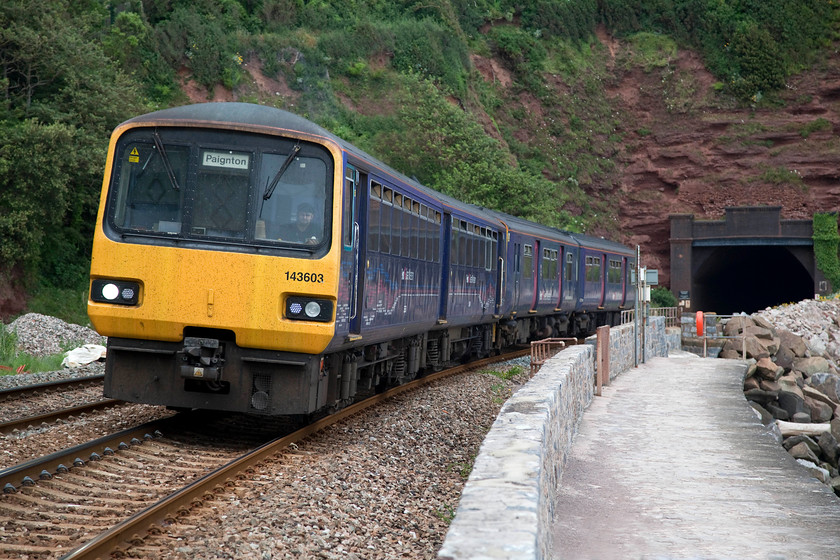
[485, 233, 492, 271]
[565, 252, 575, 280]
[380, 201, 391, 254]
[384, 187, 393, 203]
[418, 213, 427, 261]
[114, 142, 187, 231]
[608, 259, 622, 283]
[372, 182, 382, 199]
[585, 256, 602, 282]
[513, 243, 520, 273]
[343, 168, 356, 247]
[470, 232, 479, 268]
[109, 129, 332, 250]
[401, 205, 410, 257]
[368, 191, 381, 252]
[450, 229, 459, 265]
[413, 201, 421, 214]
[410, 211, 419, 259]
[194, 150, 251, 237]
[435, 211, 442, 225]
[395, 193, 403, 208]
[523, 245, 533, 278]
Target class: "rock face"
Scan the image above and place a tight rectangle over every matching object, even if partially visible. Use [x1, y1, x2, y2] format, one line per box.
[597, 29, 840, 286]
[727, 298, 840, 495]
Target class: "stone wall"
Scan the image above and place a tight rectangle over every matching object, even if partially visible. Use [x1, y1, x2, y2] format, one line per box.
[437, 318, 675, 560]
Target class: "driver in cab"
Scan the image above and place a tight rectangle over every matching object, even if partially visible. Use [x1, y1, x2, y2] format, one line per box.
[277, 203, 320, 245]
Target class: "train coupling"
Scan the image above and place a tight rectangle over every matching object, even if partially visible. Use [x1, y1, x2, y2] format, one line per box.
[178, 337, 225, 382]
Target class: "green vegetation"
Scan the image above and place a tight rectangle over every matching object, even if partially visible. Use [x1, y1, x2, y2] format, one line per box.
[0, 328, 66, 374]
[800, 118, 832, 139]
[813, 213, 840, 293]
[1, 0, 838, 322]
[651, 286, 678, 308]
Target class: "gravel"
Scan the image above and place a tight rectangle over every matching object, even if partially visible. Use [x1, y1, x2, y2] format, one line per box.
[2, 313, 107, 388]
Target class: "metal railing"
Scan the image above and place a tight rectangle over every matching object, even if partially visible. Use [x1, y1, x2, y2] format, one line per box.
[621, 307, 679, 328]
[529, 338, 578, 375]
[681, 312, 748, 358]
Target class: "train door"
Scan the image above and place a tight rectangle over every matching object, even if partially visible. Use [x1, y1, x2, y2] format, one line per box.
[556, 246, 564, 309]
[345, 166, 366, 338]
[620, 256, 629, 307]
[512, 241, 521, 307]
[530, 240, 540, 311]
[438, 213, 452, 322]
[598, 252, 607, 308]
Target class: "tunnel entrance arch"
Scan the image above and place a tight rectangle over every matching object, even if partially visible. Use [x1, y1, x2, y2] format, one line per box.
[670, 207, 828, 315]
[692, 244, 814, 314]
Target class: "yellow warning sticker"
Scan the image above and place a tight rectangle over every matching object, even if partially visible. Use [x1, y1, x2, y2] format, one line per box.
[129, 147, 139, 163]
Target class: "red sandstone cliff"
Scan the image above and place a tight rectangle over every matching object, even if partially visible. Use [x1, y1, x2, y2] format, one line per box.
[598, 31, 840, 287]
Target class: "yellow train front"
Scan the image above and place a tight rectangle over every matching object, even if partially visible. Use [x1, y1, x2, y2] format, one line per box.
[88, 103, 345, 416]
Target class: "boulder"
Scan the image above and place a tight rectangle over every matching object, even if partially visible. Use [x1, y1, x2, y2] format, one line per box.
[743, 335, 771, 360]
[808, 372, 840, 403]
[765, 401, 790, 421]
[773, 344, 796, 371]
[752, 314, 776, 333]
[796, 459, 830, 483]
[777, 329, 808, 358]
[793, 356, 830, 377]
[804, 396, 834, 423]
[719, 349, 741, 359]
[723, 316, 753, 336]
[793, 411, 813, 423]
[744, 388, 778, 407]
[755, 357, 784, 381]
[743, 376, 760, 391]
[802, 385, 840, 411]
[818, 432, 840, 466]
[783, 434, 820, 454]
[788, 441, 821, 463]
[749, 402, 774, 425]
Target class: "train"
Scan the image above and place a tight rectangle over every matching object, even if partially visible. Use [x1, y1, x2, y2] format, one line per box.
[87, 102, 636, 417]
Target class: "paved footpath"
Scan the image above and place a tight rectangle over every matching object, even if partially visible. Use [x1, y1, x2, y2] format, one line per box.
[552, 352, 840, 560]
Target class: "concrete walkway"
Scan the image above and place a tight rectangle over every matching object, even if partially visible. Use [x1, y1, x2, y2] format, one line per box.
[552, 353, 840, 560]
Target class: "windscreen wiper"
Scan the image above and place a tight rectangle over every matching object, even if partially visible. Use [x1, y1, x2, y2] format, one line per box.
[153, 130, 180, 191]
[263, 143, 301, 201]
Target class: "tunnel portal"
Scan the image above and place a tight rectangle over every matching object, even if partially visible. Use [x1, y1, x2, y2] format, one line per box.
[691, 245, 815, 314]
[670, 207, 829, 315]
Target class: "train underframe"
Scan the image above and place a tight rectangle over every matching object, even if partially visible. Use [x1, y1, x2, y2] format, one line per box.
[103, 309, 620, 418]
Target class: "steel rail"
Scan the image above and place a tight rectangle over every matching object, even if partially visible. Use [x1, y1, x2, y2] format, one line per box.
[60, 349, 529, 560]
[0, 398, 122, 435]
[0, 418, 176, 491]
[0, 374, 105, 401]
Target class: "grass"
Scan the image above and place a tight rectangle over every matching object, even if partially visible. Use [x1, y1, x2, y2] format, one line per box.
[0, 327, 71, 375]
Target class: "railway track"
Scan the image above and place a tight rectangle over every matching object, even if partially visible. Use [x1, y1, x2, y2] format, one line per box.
[0, 349, 529, 559]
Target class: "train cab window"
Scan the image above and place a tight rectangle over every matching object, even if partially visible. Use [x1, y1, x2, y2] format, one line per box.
[193, 149, 251, 237]
[113, 141, 187, 232]
[108, 129, 331, 251]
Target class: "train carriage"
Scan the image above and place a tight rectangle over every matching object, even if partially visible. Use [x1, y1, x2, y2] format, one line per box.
[88, 102, 635, 418]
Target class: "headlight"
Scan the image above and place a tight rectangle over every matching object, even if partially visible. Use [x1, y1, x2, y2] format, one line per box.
[286, 296, 332, 322]
[90, 279, 140, 306]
